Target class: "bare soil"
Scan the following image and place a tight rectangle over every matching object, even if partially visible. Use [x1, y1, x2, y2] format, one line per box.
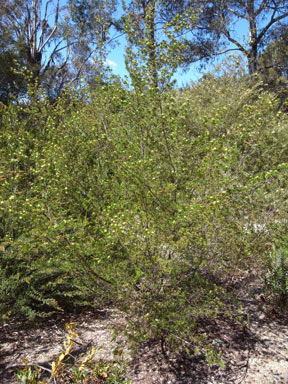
[1, 271, 288, 383]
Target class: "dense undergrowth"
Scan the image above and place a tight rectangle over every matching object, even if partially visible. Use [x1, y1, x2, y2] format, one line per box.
[1, 67, 288, 355]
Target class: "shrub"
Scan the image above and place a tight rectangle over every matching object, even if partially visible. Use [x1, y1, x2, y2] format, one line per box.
[1, 65, 288, 354]
[264, 247, 288, 308]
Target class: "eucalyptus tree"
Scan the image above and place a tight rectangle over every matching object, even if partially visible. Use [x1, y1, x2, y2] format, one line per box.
[173, 0, 288, 75]
[0, 0, 119, 100]
[0, 0, 67, 91]
[215, 0, 288, 74]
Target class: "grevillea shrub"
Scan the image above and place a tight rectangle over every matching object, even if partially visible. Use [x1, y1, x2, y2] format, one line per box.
[1, 70, 288, 352]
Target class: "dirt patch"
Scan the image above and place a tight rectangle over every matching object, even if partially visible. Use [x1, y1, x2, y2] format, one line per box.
[1, 273, 288, 383]
[0, 308, 129, 383]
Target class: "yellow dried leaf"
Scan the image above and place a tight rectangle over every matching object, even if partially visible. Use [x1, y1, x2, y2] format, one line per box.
[58, 353, 65, 362]
[51, 361, 56, 374]
[90, 346, 96, 357]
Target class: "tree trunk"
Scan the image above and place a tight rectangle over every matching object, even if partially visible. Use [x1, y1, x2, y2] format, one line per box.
[146, 0, 158, 88]
[248, 44, 258, 75]
[247, 0, 258, 75]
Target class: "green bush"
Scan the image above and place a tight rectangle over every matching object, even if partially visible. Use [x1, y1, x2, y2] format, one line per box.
[1, 67, 288, 354]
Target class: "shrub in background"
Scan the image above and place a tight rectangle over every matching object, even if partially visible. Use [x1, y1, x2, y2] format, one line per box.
[264, 247, 288, 308]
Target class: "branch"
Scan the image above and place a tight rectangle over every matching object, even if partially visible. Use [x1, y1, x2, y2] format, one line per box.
[42, 39, 63, 73]
[69, 49, 96, 85]
[47, 42, 70, 77]
[26, 363, 52, 374]
[43, 0, 50, 21]
[215, 47, 242, 56]
[107, 31, 126, 44]
[48, 30, 125, 59]
[257, 12, 288, 44]
[39, 25, 57, 52]
[26, 4, 32, 41]
[32, 0, 38, 55]
[223, 28, 248, 55]
[227, 7, 246, 19]
[220, 9, 248, 55]
[255, 0, 269, 17]
[38, 0, 59, 52]
[38, 20, 49, 50]
[180, 47, 242, 66]
[54, 0, 59, 26]
[63, 237, 113, 286]
[37, 0, 52, 49]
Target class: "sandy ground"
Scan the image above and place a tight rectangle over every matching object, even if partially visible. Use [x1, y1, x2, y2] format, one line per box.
[1, 272, 288, 383]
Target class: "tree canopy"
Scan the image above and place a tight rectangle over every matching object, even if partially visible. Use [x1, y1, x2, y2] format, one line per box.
[166, 0, 288, 74]
[0, 0, 287, 101]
